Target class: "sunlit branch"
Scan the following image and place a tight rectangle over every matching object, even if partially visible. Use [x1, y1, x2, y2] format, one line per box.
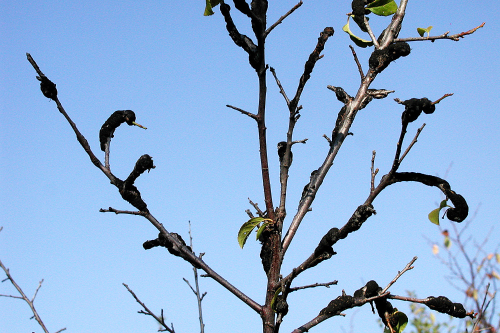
[264, 1, 303, 38]
[395, 22, 485, 43]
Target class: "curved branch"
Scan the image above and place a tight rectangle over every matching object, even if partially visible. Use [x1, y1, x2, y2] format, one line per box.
[220, 3, 260, 70]
[388, 172, 469, 222]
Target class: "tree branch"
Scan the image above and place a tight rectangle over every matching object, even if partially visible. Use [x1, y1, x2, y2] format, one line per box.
[123, 283, 175, 333]
[27, 54, 263, 315]
[0, 259, 63, 333]
[264, 1, 303, 38]
[395, 22, 485, 43]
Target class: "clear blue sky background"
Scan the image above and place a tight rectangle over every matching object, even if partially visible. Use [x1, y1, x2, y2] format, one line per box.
[1, 1, 499, 332]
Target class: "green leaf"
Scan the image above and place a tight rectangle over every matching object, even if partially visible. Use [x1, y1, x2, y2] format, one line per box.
[256, 222, 270, 240]
[417, 26, 433, 37]
[342, 17, 374, 48]
[270, 287, 282, 312]
[204, 0, 222, 16]
[237, 217, 271, 249]
[389, 311, 408, 333]
[428, 208, 441, 225]
[366, 0, 398, 16]
[428, 200, 449, 225]
[439, 199, 448, 210]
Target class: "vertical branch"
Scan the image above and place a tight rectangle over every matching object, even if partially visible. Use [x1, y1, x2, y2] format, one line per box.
[187, 222, 205, 333]
[282, 69, 377, 255]
[256, 70, 274, 220]
[378, 0, 409, 48]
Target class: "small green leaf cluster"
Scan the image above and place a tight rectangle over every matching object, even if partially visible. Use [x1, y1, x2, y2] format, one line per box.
[237, 217, 272, 248]
[417, 26, 433, 37]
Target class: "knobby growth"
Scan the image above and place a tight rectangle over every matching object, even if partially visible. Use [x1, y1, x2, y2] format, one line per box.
[22, 0, 485, 332]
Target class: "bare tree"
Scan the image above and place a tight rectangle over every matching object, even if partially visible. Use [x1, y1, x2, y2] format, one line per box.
[21, 0, 485, 332]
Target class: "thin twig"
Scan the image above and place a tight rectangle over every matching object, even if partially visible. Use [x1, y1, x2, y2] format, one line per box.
[248, 198, 265, 217]
[399, 123, 426, 164]
[99, 207, 147, 216]
[186, 222, 205, 333]
[0, 293, 23, 299]
[226, 104, 258, 120]
[264, 1, 303, 37]
[370, 150, 378, 193]
[432, 93, 453, 105]
[31, 279, 44, 302]
[292, 139, 308, 145]
[349, 45, 365, 81]
[381, 256, 417, 294]
[472, 283, 492, 332]
[269, 67, 290, 106]
[123, 283, 175, 333]
[395, 22, 485, 43]
[245, 209, 254, 219]
[289, 280, 338, 292]
[104, 137, 111, 170]
[0, 259, 53, 333]
[363, 17, 379, 48]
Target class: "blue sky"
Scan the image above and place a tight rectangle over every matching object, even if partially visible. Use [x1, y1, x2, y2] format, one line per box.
[1, 1, 499, 332]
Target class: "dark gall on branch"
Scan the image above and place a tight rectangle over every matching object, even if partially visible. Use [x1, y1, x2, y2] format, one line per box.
[302, 27, 334, 81]
[339, 204, 376, 238]
[375, 297, 399, 328]
[314, 227, 339, 258]
[425, 296, 467, 318]
[331, 105, 348, 142]
[37, 75, 57, 101]
[273, 295, 289, 317]
[444, 190, 468, 222]
[259, 227, 273, 275]
[143, 232, 201, 268]
[401, 98, 435, 124]
[143, 232, 187, 253]
[299, 169, 319, 206]
[369, 42, 411, 73]
[330, 86, 352, 104]
[353, 280, 380, 300]
[99, 110, 147, 151]
[126, 154, 156, 183]
[277, 141, 293, 167]
[219, 3, 260, 71]
[351, 0, 370, 32]
[119, 182, 148, 212]
[233, 0, 252, 16]
[319, 295, 356, 316]
[118, 155, 155, 213]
